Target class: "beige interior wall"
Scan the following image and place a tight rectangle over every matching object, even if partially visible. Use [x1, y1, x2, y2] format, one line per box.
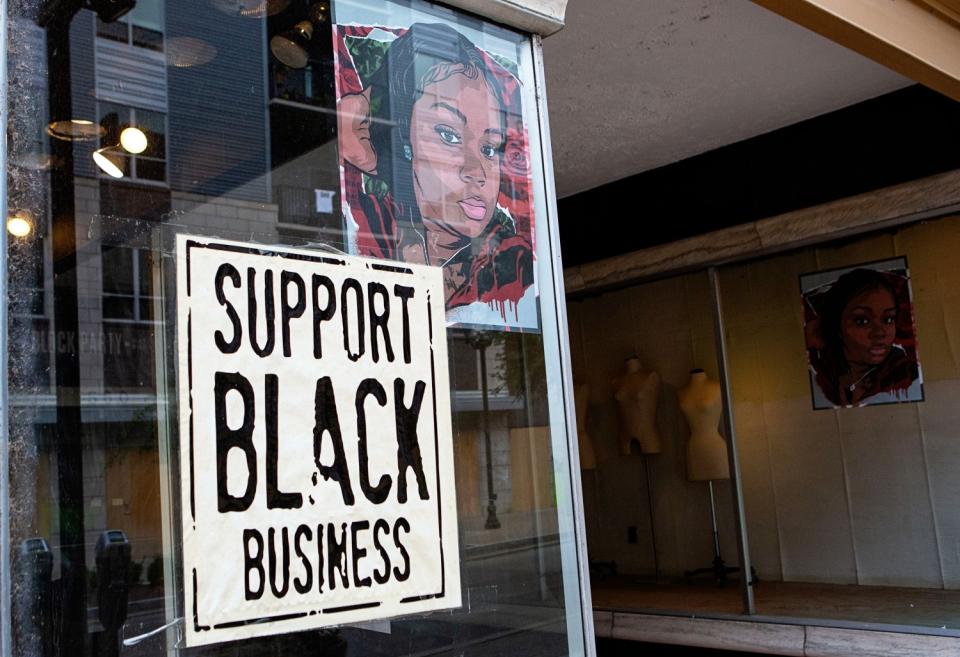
[568, 273, 740, 578]
[568, 213, 960, 590]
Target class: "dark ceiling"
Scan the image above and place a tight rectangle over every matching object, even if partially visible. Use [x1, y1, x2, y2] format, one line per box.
[557, 85, 960, 268]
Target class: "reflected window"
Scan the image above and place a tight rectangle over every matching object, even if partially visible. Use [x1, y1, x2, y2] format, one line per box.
[99, 103, 168, 183]
[96, 0, 164, 51]
[102, 245, 158, 391]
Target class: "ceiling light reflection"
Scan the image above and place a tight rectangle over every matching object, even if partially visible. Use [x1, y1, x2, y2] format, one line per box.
[120, 127, 148, 154]
[93, 147, 125, 178]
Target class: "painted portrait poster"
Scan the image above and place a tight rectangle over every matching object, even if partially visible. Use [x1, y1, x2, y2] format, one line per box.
[800, 257, 923, 410]
[333, 1, 539, 331]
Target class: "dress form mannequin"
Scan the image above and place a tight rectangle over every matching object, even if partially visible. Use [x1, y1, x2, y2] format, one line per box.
[679, 368, 739, 585]
[678, 369, 730, 481]
[612, 356, 662, 580]
[612, 357, 662, 455]
[574, 382, 597, 470]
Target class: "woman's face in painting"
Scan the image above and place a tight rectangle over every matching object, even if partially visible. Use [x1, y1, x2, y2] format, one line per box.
[409, 70, 503, 242]
[840, 286, 898, 368]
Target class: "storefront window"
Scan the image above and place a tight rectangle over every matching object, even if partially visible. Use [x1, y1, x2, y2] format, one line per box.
[568, 212, 960, 633]
[4, 1, 589, 655]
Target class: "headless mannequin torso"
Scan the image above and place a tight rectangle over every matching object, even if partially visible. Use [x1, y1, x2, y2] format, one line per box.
[678, 369, 730, 481]
[612, 357, 662, 455]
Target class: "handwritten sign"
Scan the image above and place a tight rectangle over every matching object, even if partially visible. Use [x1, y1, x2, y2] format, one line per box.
[176, 236, 460, 646]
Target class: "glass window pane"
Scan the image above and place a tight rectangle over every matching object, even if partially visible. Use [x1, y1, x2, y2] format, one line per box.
[103, 323, 156, 391]
[103, 296, 135, 319]
[136, 109, 166, 159]
[99, 103, 128, 148]
[132, 25, 164, 51]
[134, 158, 166, 182]
[6, 1, 589, 656]
[97, 17, 128, 43]
[138, 249, 153, 295]
[126, 0, 163, 32]
[101, 245, 135, 295]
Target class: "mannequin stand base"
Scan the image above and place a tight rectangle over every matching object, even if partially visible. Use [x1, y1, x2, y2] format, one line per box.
[684, 556, 740, 588]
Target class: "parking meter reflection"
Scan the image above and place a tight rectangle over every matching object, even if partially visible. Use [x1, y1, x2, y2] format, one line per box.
[95, 530, 131, 631]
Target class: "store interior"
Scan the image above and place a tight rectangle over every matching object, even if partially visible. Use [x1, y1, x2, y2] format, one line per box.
[568, 212, 960, 631]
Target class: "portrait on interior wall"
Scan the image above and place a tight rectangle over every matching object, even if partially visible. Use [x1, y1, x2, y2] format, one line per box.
[333, 1, 539, 331]
[800, 257, 923, 409]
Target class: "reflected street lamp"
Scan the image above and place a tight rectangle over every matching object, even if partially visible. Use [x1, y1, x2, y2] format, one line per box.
[467, 331, 501, 530]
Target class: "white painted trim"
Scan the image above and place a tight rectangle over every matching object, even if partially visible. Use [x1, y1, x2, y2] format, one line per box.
[440, 0, 566, 35]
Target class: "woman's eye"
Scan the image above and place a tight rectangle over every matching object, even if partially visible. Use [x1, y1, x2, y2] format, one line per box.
[480, 143, 499, 159]
[435, 125, 462, 145]
[883, 316, 897, 325]
[853, 317, 870, 327]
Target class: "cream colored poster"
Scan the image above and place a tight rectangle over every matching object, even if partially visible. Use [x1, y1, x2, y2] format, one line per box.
[175, 235, 459, 647]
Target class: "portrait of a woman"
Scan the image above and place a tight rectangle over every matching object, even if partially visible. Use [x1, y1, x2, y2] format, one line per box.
[802, 262, 922, 408]
[335, 19, 536, 329]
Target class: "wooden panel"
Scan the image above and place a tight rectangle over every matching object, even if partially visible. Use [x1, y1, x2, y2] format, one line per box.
[805, 626, 960, 656]
[915, 379, 960, 588]
[564, 171, 960, 296]
[916, 0, 960, 27]
[838, 405, 942, 587]
[764, 398, 858, 584]
[454, 430, 482, 518]
[752, 0, 960, 101]
[509, 427, 555, 512]
[610, 612, 806, 656]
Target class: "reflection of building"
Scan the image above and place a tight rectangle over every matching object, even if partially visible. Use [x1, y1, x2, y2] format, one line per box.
[9, 0, 562, 616]
[9, 0, 347, 576]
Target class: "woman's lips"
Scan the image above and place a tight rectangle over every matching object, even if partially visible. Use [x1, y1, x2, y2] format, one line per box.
[869, 345, 890, 358]
[458, 198, 487, 221]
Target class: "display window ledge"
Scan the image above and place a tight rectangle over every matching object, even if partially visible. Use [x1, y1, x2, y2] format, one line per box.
[594, 609, 960, 657]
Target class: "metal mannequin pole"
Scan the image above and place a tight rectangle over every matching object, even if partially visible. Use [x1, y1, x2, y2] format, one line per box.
[709, 266, 756, 614]
[708, 481, 721, 559]
[643, 455, 659, 581]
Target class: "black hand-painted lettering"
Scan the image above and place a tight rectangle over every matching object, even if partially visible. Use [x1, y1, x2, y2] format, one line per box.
[215, 372, 257, 512]
[393, 285, 415, 364]
[395, 379, 429, 503]
[266, 374, 303, 509]
[280, 270, 306, 358]
[312, 274, 336, 359]
[393, 517, 411, 582]
[367, 282, 394, 363]
[327, 522, 349, 591]
[356, 379, 391, 504]
[351, 521, 372, 588]
[243, 529, 265, 600]
[248, 267, 275, 357]
[313, 377, 355, 505]
[214, 263, 242, 353]
[341, 278, 365, 362]
[293, 525, 313, 594]
[372, 519, 391, 585]
[315, 523, 325, 593]
[267, 527, 291, 598]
